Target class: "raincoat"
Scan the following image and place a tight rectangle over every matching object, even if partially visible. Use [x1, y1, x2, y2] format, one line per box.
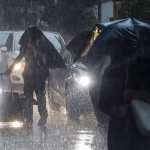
[99, 55, 150, 150]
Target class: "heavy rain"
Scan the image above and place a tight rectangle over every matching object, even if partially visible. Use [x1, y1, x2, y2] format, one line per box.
[0, 0, 150, 150]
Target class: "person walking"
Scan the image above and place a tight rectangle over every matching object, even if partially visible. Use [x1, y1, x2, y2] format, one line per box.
[5, 26, 66, 127]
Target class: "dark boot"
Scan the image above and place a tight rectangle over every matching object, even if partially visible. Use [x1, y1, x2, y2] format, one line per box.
[37, 94, 48, 126]
[25, 98, 33, 127]
[38, 114, 48, 126]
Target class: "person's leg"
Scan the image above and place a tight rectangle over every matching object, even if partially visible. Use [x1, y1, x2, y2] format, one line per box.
[35, 77, 48, 126]
[24, 77, 34, 126]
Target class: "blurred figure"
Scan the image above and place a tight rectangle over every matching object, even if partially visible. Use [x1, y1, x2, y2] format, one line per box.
[5, 26, 66, 127]
[99, 52, 129, 150]
[99, 54, 150, 150]
[5, 42, 48, 127]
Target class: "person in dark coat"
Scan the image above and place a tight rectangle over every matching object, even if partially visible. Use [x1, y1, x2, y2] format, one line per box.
[99, 50, 150, 150]
[5, 26, 66, 127]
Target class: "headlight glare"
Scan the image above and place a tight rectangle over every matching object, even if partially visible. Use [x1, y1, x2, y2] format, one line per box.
[12, 121, 23, 128]
[76, 76, 90, 86]
[14, 63, 22, 70]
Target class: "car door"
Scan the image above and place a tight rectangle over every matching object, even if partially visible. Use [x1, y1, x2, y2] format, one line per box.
[9, 32, 24, 84]
[0, 32, 24, 85]
[0, 33, 14, 73]
[0, 33, 15, 90]
[48, 34, 72, 104]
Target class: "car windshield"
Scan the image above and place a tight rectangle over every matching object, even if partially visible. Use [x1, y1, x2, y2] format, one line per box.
[14, 32, 62, 52]
[0, 33, 11, 46]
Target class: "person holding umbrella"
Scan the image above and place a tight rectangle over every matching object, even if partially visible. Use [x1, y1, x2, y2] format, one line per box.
[67, 18, 150, 149]
[5, 26, 66, 127]
[88, 18, 150, 150]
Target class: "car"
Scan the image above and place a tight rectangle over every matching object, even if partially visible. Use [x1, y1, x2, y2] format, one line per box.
[0, 30, 91, 119]
[48, 39, 91, 119]
[0, 31, 66, 84]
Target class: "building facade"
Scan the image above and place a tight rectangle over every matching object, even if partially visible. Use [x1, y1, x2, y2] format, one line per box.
[99, 0, 124, 23]
[100, 0, 114, 22]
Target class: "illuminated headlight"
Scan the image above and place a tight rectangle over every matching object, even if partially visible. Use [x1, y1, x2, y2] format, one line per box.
[14, 63, 23, 70]
[76, 76, 90, 86]
[0, 88, 2, 94]
[12, 121, 23, 128]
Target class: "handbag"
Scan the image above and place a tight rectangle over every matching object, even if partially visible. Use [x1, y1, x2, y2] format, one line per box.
[125, 58, 150, 135]
[130, 100, 150, 135]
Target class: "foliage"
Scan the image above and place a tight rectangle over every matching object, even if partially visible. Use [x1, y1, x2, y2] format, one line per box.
[41, 0, 95, 36]
[118, 0, 150, 23]
[0, 0, 36, 30]
[0, 0, 95, 32]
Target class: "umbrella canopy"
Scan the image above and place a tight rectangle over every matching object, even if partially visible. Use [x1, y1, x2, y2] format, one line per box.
[66, 31, 92, 59]
[89, 18, 150, 58]
[66, 19, 123, 60]
[88, 18, 150, 101]
[19, 26, 66, 69]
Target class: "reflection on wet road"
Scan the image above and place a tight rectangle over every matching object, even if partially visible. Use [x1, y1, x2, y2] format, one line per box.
[0, 101, 108, 150]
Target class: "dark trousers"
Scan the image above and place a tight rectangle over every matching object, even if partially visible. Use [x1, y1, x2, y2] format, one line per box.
[23, 75, 48, 124]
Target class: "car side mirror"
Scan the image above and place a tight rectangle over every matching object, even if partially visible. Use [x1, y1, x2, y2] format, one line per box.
[0, 47, 7, 52]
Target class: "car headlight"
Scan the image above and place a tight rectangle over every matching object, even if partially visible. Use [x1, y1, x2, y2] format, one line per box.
[12, 121, 23, 128]
[75, 76, 90, 86]
[0, 88, 2, 94]
[14, 63, 24, 70]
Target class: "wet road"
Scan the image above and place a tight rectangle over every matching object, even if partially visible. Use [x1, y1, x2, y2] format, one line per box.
[0, 85, 109, 150]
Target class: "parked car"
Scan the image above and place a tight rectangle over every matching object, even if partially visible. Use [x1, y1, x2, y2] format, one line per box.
[0, 31, 66, 84]
[0, 30, 91, 118]
[48, 39, 92, 119]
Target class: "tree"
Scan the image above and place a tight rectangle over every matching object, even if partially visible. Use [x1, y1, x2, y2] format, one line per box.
[0, 0, 36, 30]
[81, 0, 97, 7]
[41, 0, 95, 36]
[118, 0, 150, 23]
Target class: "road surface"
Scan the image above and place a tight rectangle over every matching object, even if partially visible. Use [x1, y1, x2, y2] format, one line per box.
[0, 85, 109, 150]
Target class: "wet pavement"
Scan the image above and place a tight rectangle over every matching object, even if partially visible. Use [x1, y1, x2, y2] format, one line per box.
[0, 85, 109, 150]
[0, 104, 109, 150]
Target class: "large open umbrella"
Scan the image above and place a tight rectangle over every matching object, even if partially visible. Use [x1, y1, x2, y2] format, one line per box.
[66, 19, 124, 63]
[19, 26, 66, 69]
[89, 18, 150, 57]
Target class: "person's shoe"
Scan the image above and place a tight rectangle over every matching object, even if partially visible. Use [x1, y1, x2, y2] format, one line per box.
[32, 98, 38, 105]
[38, 117, 47, 126]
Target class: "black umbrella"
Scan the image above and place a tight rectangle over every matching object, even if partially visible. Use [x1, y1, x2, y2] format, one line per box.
[19, 26, 66, 69]
[66, 31, 92, 59]
[89, 18, 150, 57]
[88, 18, 150, 102]
[66, 20, 124, 63]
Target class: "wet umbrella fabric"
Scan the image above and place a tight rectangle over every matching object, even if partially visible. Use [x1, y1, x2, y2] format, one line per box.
[66, 19, 124, 63]
[66, 31, 92, 59]
[89, 18, 150, 57]
[19, 26, 66, 69]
